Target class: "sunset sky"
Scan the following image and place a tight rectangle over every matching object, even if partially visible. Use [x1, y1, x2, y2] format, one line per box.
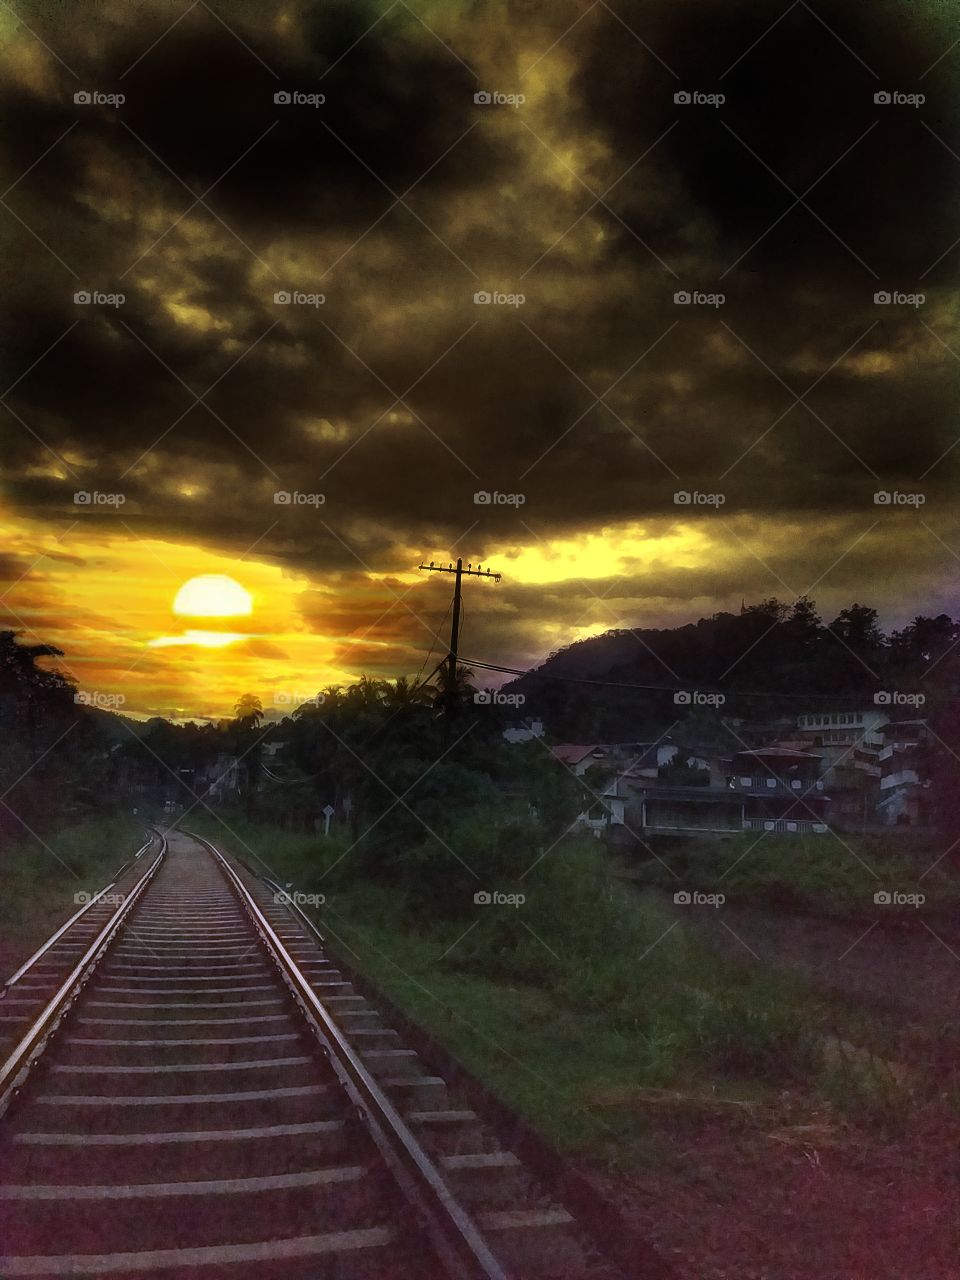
[2, 0, 958, 719]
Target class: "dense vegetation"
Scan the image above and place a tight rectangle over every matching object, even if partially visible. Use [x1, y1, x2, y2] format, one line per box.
[6, 595, 960, 846]
[506, 598, 960, 740]
[192, 810, 911, 1150]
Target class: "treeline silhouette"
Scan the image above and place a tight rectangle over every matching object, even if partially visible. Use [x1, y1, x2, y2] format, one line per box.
[506, 598, 960, 741]
[4, 597, 960, 851]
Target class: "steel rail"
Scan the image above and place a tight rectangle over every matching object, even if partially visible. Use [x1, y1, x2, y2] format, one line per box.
[231, 852, 327, 946]
[1, 830, 157, 994]
[192, 830, 508, 1280]
[0, 835, 167, 1120]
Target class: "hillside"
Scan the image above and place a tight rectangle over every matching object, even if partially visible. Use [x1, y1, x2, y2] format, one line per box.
[501, 599, 956, 742]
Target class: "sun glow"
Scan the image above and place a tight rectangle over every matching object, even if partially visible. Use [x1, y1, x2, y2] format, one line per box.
[148, 630, 248, 649]
[173, 574, 253, 617]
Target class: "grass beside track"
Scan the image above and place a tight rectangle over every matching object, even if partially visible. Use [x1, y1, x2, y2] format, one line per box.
[0, 813, 149, 965]
[189, 811, 918, 1163]
[619, 829, 955, 917]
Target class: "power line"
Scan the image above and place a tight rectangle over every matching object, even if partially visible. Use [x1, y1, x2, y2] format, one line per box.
[418, 558, 501, 715]
[413, 592, 454, 690]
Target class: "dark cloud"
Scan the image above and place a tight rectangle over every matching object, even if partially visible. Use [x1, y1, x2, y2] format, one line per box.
[2, 0, 958, 651]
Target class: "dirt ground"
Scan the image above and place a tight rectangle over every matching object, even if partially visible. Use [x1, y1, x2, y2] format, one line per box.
[587, 1098, 960, 1280]
[679, 897, 960, 1025]
[588, 892, 960, 1280]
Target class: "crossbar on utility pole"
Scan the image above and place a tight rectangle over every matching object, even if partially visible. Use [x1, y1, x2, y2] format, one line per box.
[418, 558, 501, 711]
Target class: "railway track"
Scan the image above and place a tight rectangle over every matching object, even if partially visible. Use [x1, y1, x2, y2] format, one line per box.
[0, 830, 634, 1280]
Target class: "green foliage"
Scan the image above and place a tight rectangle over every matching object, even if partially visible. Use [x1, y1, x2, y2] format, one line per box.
[214, 816, 830, 1102]
[629, 832, 951, 914]
[0, 813, 147, 945]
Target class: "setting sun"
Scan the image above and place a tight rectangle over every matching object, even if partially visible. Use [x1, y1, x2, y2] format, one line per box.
[173, 575, 253, 618]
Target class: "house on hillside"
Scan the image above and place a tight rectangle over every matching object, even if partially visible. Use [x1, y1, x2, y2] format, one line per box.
[734, 717, 796, 748]
[624, 783, 744, 836]
[792, 708, 889, 829]
[502, 718, 545, 744]
[795, 708, 887, 748]
[197, 754, 241, 804]
[550, 744, 611, 776]
[877, 720, 932, 826]
[549, 745, 624, 834]
[551, 742, 743, 837]
[728, 747, 829, 834]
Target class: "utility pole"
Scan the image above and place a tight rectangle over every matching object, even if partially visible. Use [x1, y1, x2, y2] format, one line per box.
[418, 558, 501, 712]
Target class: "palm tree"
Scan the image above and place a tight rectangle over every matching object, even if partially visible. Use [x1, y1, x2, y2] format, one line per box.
[384, 675, 432, 712]
[233, 693, 263, 729]
[0, 630, 74, 746]
[232, 694, 264, 806]
[343, 675, 388, 713]
[430, 662, 476, 715]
